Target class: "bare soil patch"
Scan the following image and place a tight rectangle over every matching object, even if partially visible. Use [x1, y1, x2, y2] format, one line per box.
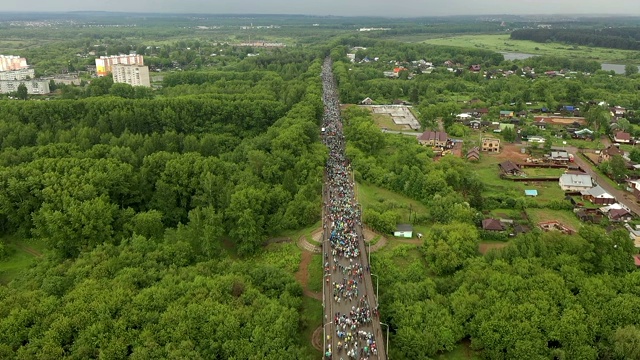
[479, 242, 509, 254]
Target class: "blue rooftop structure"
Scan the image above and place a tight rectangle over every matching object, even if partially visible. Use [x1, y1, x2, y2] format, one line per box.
[524, 189, 538, 197]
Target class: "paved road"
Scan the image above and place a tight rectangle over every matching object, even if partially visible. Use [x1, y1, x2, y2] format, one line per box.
[321, 57, 386, 360]
[554, 145, 640, 216]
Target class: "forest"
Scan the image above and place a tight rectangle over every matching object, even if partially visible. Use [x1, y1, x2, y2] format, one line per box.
[0, 47, 327, 358]
[511, 27, 640, 51]
[3, 13, 640, 359]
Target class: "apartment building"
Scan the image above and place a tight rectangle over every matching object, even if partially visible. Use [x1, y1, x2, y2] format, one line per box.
[0, 55, 28, 72]
[0, 80, 50, 94]
[0, 68, 35, 81]
[95, 54, 144, 76]
[112, 64, 151, 87]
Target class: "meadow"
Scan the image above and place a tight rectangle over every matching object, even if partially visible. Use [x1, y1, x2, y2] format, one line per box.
[418, 34, 638, 64]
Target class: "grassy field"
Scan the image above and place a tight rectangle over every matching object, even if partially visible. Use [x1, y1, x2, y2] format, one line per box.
[308, 254, 323, 293]
[371, 112, 409, 131]
[521, 167, 566, 178]
[470, 155, 565, 205]
[299, 296, 323, 359]
[526, 208, 583, 231]
[489, 208, 527, 220]
[0, 237, 46, 284]
[356, 182, 429, 228]
[420, 34, 638, 64]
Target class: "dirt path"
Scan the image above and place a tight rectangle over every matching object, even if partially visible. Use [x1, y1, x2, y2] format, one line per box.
[295, 249, 322, 300]
[14, 243, 43, 257]
[311, 326, 323, 351]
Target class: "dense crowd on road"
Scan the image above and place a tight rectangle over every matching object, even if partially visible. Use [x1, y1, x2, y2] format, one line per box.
[321, 57, 379, 360]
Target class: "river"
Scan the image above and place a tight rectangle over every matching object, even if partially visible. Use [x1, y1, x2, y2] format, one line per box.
[500, 52, 633, 74]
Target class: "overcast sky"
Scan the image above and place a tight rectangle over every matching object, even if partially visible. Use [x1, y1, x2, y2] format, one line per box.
[6, 0, 640, 17]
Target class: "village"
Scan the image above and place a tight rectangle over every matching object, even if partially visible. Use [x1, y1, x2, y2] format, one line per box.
[359, 97, 640, 260]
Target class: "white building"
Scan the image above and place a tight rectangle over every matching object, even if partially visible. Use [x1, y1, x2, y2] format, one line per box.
[95, 54, 144, 76]
[0, 68, 35, 81]
[0, 80, 50, 94]
[559, 173, 593, 191]
[112, 64, 151, 87]
[0, 55, 28, 72]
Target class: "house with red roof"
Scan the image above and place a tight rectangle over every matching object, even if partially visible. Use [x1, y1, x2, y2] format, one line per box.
[614, 131, 632, 144]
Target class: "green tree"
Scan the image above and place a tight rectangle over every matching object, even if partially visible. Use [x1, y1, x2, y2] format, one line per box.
[629, 148, 640, 163]
[613, 325, 640, 360]
[625, 64, 639, 76]
[15, 83, 28, 100]
[109, 83, 135, 99]
[423, 222, 479, 275]
[610, 155, 628, 182]
[502, 127, 516, 143]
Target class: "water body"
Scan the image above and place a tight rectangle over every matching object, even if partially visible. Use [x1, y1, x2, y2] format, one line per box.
[499, 52, 632, 74]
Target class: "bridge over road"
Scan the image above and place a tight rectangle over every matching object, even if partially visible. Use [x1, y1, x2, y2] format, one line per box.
[320, 56, 387, 360]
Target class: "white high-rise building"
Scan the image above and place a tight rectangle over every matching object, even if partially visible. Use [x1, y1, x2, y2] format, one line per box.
[112, 64, 151, 87]
[0, 55, 28, 72]
[95, 54, 144, 77]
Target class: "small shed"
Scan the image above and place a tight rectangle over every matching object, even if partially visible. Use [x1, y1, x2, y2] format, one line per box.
[361, 97, 373, 105]
[393, 224, 413, 238]
[524, 189, 538, 197]
[499, 160, 521, 175]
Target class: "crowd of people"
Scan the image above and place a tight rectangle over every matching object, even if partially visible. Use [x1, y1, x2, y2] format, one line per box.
[321, 57, 380, 360]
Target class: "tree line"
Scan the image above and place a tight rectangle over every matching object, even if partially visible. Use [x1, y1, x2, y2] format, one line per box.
[511, 27, 640, 51]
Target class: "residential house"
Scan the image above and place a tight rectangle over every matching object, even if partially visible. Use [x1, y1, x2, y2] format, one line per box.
[459, 108, 489, 118]
[527, 136, 546, 143]
[361, 97, 373, 105]
[482, 137, 500, 152]
[468, 119, 482, 129]
[629, 180, 640, 201]
[456, 113, 473, 120]
[614, 131, 632, 144]
[573, 128, 594, 139]
[466, 147, 480, 161]
[610, 106, 627, 119]
[549, 150, 572, 163]
[393, 224, 413, 238]
[469, 64, 481, 72]
[599, 145, 625, 163]
[516, 110, 528, 118]
[534, 119, 547, 130]
[609, 208, 632, 222]
[600, 203, 632, 222]
[393, 67, 407, 76]
[418, 131, 448, 148]
[499, 160, 521, 175]
[581, 185, 616, 205]
[512, 224, 530, 236]
[499, 110, 514, 119]
[559, 173, 593, 191]
[482, 218, 504, 231]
